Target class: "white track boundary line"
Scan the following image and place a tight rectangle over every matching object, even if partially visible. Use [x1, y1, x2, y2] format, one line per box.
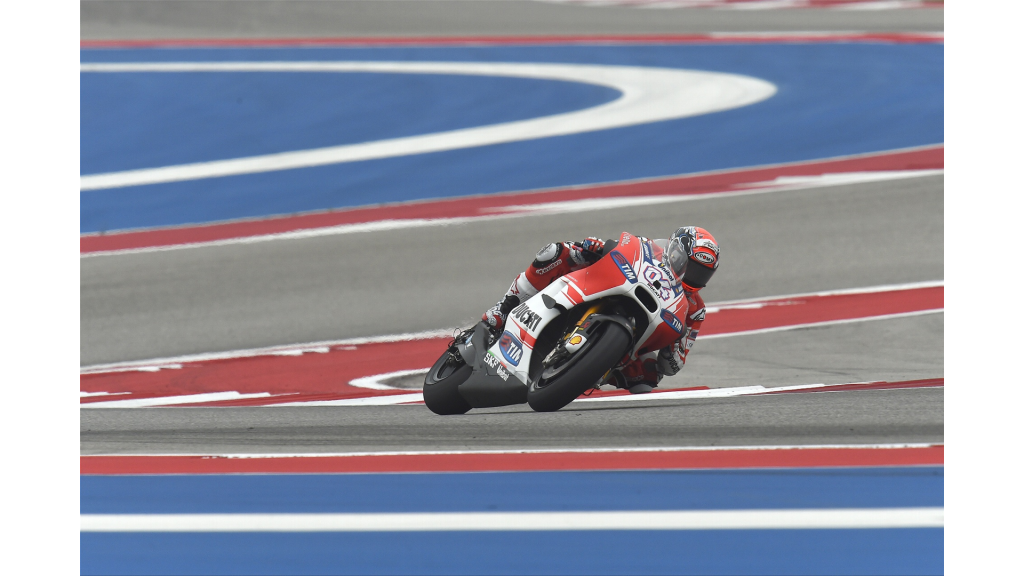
[80, 508, 943, 532]
[273, 373, 943, 407]
[81, 392, 276, 409]
[81, 442, 941, 458]
[79, 143, 942, 239]
[79, 280, 943, 374]
[80, 61, 777, 191]
[699, 308, 943, 340]
[79, 328, 459, 374]
[707, 279, 942, 307]
[81, 372, 941, 408]
[80, 169, 941, 258]
[270, 393, 425, 407]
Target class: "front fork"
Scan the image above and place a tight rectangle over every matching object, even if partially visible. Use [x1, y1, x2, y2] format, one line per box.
[547, 303, 635, 387]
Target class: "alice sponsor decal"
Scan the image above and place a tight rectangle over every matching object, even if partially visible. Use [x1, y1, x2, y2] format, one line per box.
[610, 252, 638, 284]
[536, 259, 563, 275]
[499, 331, 525, 366]
[661, 309, 685, 334]
[483, 352, 511, 381]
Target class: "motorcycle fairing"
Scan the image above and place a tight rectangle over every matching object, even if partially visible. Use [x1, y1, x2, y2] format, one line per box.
[483, 232, 693, 387]
[456, 325, 529, 408]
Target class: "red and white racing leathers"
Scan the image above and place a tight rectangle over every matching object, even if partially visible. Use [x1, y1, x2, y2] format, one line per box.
[483, 237, 706, 391]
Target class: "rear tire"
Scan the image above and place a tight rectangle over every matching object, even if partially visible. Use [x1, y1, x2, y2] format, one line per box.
[527, 321, 631, 412]
[423, 350, 472, 415]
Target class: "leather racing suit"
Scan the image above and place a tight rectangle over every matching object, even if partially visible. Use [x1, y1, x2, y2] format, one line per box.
[483, 237, 706, 393]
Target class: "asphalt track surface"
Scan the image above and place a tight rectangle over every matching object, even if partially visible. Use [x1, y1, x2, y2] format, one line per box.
[80, 4, 943, 458]
[80, 174, 944, 454]
[81, 387, 941, 454]
[81, 1, 944, 39]
[82, 175, 943, 365]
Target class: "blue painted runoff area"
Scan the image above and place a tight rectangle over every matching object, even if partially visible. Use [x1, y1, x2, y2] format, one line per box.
[82, 467, 944, 514]
[82, 528, 943, 575]
[80, 43, 943, 233]
[81, 468, 943, 574]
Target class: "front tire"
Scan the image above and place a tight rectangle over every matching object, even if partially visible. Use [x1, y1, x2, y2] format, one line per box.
[527, 321, 632, 412]
[423, 350, 472, 415]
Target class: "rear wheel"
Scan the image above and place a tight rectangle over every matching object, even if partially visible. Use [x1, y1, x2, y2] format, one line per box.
[527, 321, 631, 412]
[423, 348, 472, 415]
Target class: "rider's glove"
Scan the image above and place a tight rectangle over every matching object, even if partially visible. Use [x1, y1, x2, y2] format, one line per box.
[577, 237, 606, 263]
[581, 237, 605, 254]
[657, 342, 683, 376]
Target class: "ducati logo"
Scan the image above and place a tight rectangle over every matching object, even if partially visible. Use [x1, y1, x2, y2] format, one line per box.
[510, 303, 542, 331]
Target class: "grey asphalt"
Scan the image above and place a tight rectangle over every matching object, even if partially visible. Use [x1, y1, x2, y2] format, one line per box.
[82, 175, 943, 366]
[81, 1, 944, 40]
[79, 2, 943, 455]
[80, 388, 942, 454]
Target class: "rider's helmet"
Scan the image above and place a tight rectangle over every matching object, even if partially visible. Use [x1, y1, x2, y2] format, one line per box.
[665, 226, 719, 290]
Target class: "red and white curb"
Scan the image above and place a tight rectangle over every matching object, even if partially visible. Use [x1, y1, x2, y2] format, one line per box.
[80, 280, 942, 408]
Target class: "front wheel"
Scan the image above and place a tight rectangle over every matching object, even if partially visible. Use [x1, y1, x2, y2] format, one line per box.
[423, 348, 472, 415]
[527, 321, 632, 412]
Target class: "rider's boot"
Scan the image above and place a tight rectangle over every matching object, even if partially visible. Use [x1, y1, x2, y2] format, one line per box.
[481, 272, 540, 335]
[602, 354, 662, 394]
[482, 294, 517, 334]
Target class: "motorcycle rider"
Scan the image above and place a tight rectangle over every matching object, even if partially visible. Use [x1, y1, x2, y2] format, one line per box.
[482, 226, 719, 394]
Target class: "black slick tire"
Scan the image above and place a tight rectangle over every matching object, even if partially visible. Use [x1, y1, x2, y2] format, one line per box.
[423, 351, 473, 415]
[526, 322, 631, 412]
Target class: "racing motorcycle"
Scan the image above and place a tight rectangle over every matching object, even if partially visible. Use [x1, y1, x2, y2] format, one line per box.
[423, 231, 691, 414]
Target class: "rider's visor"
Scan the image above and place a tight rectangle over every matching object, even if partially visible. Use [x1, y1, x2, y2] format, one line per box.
[666, 237, 716, 289]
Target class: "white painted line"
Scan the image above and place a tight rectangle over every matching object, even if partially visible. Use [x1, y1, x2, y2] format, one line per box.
[577, 383, 823, 403]
[80, 61, 776, 190]
[835, 1, 927, 11]
[79, 169, 943, 258]
[81, 363, 184, 375]
[86, 442, 940, 459]
[349, 369, 430, 391]
[541, 0, 936, 10]
[80, 328, 457, 374]
[698, 308, 944, 340]
[707, 279, 943, 308]
[80, 391, 273, 408]
[81, 217, 510, 258]
[270, 393, 425, 407]
[80, 507, 943, 532]
[80, 391, 130, 398]
[246, 375, 940, 409]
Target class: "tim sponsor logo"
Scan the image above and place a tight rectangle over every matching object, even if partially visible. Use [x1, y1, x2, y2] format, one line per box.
[610, 251, 638, 284]
[661, 309, 685, 334]
[498, 331, 524, 366]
